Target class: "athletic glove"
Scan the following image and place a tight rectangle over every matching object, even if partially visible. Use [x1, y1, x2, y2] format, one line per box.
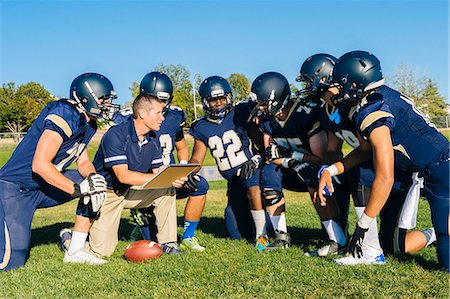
[184, 172, 200, 192]
[281, 158, 310, 183]
[72, 173, 107, 198]
[131, 208, 153, 226]
[239, 155, 262, 179]
[348, 224, 368, 258]
[83, 191, 106, 213]
[265, 144, 291, 162]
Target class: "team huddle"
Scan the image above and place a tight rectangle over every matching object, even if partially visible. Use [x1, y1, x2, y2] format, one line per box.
[0, 51, 448, 272]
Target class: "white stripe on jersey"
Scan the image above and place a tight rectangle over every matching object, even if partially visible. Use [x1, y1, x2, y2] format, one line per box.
[104, 155, 127, 163]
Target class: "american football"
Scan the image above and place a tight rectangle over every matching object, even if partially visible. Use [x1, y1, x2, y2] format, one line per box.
[124, 240, 163, 263]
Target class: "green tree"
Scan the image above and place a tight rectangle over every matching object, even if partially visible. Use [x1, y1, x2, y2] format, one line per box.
[290, 83, 299, 98]
[129, 81, 140, 99]
[390, 64, 447, 117]
[0, 82, 54, 140]
[227, 73, 250, 102]
[421, 79, 447, 116]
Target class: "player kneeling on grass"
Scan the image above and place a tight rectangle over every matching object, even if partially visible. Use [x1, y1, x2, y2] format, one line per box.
[189, 76, 270, 251]
[0, 73, 119, 269]
[318, 51, 449, 270]
[61, 94, 191, 258]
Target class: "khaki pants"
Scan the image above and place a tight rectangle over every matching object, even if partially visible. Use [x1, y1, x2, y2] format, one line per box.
[88, 188, 177, 257]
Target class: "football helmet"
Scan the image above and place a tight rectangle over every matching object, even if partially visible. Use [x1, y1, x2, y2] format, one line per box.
[250, 72, 290, 118]
[332, 51, 384, 105]
[199, 76, 233, 121]
[140, 72, 174, 113]
[70, 73, 119, 119]
[296, 53, 337, 100]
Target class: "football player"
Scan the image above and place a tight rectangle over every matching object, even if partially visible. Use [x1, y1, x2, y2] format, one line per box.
[189, 76, 269, 250]
[114, 72, 209, 252]
[300, 54, 436, 264]
[250, 71, 345, 251]
[0, 73, 119, 269]
[318, 51, 449, 271]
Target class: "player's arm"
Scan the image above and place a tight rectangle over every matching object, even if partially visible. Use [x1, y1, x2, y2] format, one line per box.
[325, 131, 344, 164]
[304, 130, 327, 167]
[32, 130, 78, 194]
[362, 125, 394, 217]
[76, 149, 96, 177]
[188, 139, 207, 168]
[175, 137, 189, 164]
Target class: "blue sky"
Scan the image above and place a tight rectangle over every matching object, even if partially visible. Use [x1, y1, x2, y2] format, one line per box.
[1, 0, 448, 105]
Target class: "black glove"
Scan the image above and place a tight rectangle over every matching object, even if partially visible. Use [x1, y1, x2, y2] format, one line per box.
[184, 172, 200, 192]
[282, 158, 310, 183]
[265, 144, 291, 161]
[239, 156, 261, 179]
[348, 224, 368, 258]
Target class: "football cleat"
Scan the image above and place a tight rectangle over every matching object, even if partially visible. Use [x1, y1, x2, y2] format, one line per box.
[130, 226, 143, 241]
[160, 242, 185, 255]
[180, 237, 205, 252]
[63, 249, 107, 265]
[255, 235, 270, 252]
[305, 241, 346, 257]
[334, 251, 386, 266]
[59, 228, 72, 252]
[263, 231, 291, 251]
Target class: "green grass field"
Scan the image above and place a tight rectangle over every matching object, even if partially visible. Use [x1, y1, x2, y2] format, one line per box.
[0, 132, 448, 297]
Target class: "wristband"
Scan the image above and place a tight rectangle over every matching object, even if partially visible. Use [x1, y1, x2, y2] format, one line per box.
[325, 164, 339, 177]
[357, 212, 375, 229]
[291, 151, 304, 162]
[71, 183, 81, 199]
[179, 160, 188, 165]
[281, 158, 291, 168]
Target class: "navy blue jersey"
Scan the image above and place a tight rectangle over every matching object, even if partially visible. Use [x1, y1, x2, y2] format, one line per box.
[93, 117, 163, 194]
[189, 101, 256, 180]
[155, 106, 186, 165]
[112, 106, 186, 165]
[0, 99, 97, 190]
[318, 103, 361, 149]
[260, 101, 323, 153]
[351, 85, 449, 172]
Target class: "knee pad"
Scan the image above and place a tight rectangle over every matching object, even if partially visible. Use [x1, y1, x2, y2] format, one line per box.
[354, 183, 371, 207]
[75, 198, 98, 219]
[262, 189, 283, 207]
[393, 227, 407, 254]
[193, 176, 209, 195]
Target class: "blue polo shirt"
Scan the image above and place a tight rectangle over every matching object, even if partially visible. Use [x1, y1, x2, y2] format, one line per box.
[93, 117, 163, 194]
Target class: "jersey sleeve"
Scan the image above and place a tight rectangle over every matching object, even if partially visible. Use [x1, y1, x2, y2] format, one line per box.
[189, 118, 206, 143]
[174, 107, 187, 142]
[101, 128, 128, 168]
[43, 101, 82, 141]
[355, 100, 395, 139]
[150, 140, 164, 169]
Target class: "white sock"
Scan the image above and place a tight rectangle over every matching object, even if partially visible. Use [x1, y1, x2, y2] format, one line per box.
[354, 206, 382, 251]
[322, 219, 346, 246]
[68, 231, 88, 255]
[269, 213, 287, 233]
[250, 209, 267, 238]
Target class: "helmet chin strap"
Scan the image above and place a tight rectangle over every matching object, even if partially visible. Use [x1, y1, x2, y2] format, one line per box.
[71, 91, 89, 114]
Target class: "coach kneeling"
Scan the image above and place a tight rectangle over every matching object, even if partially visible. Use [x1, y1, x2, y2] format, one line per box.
[88, 94, 190, 257]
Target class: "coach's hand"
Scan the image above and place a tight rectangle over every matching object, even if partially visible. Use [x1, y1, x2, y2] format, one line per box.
[83, 191, 106, 213]
[239, 155, 262, 179]
[184, 172, 200, 192]
[72, 173, 107, 198]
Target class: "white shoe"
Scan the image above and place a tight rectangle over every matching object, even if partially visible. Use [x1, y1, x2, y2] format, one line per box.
[64, 249, 107, 265]
[334, 250, 385, 266]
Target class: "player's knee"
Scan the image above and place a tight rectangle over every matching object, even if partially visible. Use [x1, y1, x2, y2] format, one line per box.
[0, 249, 28, 271]
[262, 188, 283, 207]
[436, 234, 450, 272]
[194, 176, 209, 195]
[354, 183, 370, 207]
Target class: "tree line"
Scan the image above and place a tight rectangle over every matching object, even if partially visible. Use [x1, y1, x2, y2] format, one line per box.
[0, 63, 447, 135]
